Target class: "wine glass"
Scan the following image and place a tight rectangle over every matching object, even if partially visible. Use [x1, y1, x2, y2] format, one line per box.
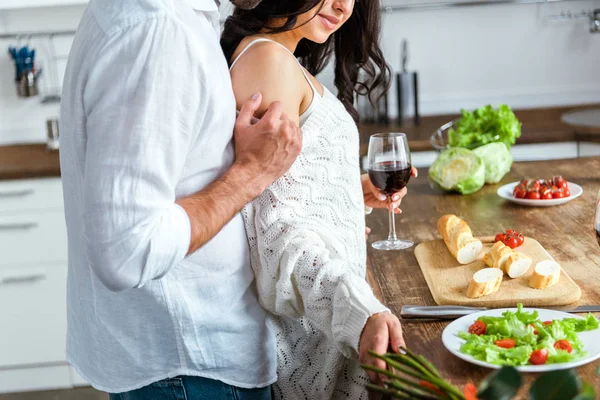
[368, 133, 413, 251]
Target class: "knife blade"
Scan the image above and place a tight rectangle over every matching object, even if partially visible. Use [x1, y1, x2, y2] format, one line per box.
[400, 305, 600, 320]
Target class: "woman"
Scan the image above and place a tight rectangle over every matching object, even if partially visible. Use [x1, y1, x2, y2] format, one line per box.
[221, 1, 415, 398]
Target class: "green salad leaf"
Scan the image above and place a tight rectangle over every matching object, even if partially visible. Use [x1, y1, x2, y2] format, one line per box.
[448, 104, 522, 149]
[459, 304, 599, 367]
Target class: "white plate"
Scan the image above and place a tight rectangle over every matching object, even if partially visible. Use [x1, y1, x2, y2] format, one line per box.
[442, 308, 600, 372]
[497, 182, 583, 207]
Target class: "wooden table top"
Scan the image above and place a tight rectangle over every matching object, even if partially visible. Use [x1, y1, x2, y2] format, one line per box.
[359, 104, 600, 154]
[0, 144, 60, 181]
[366, 156, 600, 396]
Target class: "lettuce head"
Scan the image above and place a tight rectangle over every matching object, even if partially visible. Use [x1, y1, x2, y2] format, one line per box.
[472, 142, 513, 184]
[429, 148, 485, 195]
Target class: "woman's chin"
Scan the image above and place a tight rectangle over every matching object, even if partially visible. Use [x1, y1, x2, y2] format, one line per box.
[306, 32, 332, 44]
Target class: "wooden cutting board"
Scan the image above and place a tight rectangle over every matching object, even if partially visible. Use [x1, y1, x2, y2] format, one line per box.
[414, 237, 581, 307]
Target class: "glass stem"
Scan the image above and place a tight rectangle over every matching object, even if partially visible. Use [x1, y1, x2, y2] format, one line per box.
[387, 197, 398, 242]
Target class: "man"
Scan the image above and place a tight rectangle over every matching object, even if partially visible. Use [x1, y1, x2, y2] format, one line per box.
[60, 0, 406, 398]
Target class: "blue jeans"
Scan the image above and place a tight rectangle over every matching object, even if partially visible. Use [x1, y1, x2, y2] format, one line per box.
[109, 376, 272, 400]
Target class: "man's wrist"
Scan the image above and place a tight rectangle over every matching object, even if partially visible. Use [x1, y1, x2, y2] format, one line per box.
[223, 162, 267, 201]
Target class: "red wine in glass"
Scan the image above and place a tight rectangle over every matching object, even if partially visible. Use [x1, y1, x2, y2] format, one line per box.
[368, 161, 412, 195]
[367, 133, 413, 251]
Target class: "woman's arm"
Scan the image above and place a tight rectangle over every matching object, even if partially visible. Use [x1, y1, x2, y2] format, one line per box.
[230, 41, 309, 124]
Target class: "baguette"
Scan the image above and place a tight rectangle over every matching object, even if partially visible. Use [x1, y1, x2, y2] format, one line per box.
[529, 260, 561, 289]
[483, 241, 532, 278]
[467, 268, 503, 298]
[437, 214, 482, 264]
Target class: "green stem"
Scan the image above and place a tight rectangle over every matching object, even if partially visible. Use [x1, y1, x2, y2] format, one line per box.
[366, 383, 412, 399]
[372, 353, 465, 400]
[361, 365, 446, 399]
[385, 379, 446, 400]
[400, 346, 443, 378]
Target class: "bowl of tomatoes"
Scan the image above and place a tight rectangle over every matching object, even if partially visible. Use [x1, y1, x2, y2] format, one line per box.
[497, 176, 583, 206]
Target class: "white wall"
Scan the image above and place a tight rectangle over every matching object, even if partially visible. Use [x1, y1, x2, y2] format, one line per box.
[377, 0, 600, 117]
[0, 1, 599, 145]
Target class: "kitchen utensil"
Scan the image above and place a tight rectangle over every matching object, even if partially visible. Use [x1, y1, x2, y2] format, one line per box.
[414, 237, 581, 308]
[17, 70, 39, 97]
[46, 119, 59, 151]
[497, 181, 583, 207]
[401, 304, 600, 319]
[396, 39, 420, 126]
[442, 308, 600, 372]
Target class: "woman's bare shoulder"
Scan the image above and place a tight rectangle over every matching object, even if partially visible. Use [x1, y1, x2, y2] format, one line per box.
[229, 39, 308, 123]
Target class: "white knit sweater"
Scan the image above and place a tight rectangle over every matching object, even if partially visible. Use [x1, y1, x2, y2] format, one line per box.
[242, 88, 389, 399]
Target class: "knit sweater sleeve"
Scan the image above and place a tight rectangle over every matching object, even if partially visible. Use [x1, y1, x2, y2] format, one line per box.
[243, 128, 390, 358]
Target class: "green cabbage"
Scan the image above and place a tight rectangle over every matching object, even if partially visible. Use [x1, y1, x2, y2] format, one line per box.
[428, 148, 485, 195]
[448, 104, 522, 149]
[472, 142, 513, 184]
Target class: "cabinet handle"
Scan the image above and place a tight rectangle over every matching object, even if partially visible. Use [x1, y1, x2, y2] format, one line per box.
[0, 189, 34, 198]
[1, 274, 46, 285]
[0, 222, 38, 230]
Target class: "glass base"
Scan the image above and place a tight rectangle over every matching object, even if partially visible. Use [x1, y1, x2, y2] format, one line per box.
[372, 239, 414, 251]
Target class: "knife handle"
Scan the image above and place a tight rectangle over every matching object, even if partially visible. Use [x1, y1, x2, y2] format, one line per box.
[400, 306, 487, 320]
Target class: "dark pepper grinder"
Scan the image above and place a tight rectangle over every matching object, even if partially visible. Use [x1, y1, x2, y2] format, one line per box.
[396, 39, 420, 125]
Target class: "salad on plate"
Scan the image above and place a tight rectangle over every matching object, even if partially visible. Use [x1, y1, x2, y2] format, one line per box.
[458, 304, 599, 366]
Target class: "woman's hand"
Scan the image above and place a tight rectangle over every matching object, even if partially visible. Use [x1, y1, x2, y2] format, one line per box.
[361, 166, 417, 213]
[359, 312, 405, 384]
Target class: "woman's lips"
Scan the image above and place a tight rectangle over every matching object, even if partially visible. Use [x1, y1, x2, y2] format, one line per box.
[318, 14, 339, 30]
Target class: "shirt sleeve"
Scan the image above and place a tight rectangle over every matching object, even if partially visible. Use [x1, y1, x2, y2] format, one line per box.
[245, 189, 389, 358]
[81, 16, 205, 292]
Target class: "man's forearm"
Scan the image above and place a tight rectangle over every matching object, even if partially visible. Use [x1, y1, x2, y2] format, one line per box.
[176, 162, 266, 255]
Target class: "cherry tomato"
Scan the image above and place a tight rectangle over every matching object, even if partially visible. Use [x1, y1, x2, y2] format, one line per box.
[529, 324, 539, 335]
[552, 190, 565, 199]
[541, 191, 553, 200]
[554, 340, 573, 353]
[495, 339, 516, 349]
[554, 176, 568, 189]
[529, 349, 549, 365]
[464, 383, 478, 400]
[514, 188, 527, 199]
[516, 234, 525, 246]
[526, 191, 541, 200]
[563, 188, 571, 197]
[503, 236, 519, 249]
[520, 179, 529, 187]
[494, 233, 506, 243]
[505, 229, 515, 235]
[528, 180, 541, 191]
[543, 321, 553, 326]
[468, 320, 487, 335]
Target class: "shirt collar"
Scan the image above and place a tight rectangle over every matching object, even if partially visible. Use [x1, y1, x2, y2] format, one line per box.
[185, 0, 219, 11]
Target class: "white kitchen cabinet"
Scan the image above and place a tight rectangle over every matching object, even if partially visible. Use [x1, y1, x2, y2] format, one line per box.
[578, 142, 600, 158]
[0, 177, 88, 393]
[0, 263, 67, 368]
[0, 211, 67, 266]
[0, 178, 64, 213]
[0, 0, 87, 10]
[0, 365, 71, 394]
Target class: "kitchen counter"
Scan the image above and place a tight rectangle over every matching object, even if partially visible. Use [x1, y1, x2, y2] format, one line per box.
[0, 144, 60, 181]
[366, 156, 600, 396]
[359, 104, 600, 155]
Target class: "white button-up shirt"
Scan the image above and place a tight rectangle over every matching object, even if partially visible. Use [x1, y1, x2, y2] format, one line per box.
[59, 0, 276, 392]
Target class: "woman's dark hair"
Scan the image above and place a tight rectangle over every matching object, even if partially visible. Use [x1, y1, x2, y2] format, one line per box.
[221, 0, 391, 122]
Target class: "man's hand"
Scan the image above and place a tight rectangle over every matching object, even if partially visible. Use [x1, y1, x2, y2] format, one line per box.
[232, 93, 302, 197]
[362, 166, 417, 213]
[359, 312, 405, 384]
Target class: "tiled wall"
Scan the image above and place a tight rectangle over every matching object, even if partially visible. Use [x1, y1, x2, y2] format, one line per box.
[0, 0, 599, 145]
